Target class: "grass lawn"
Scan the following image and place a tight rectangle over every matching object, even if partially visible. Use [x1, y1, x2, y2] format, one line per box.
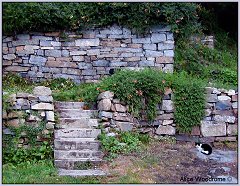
[2, 160, 101, 184]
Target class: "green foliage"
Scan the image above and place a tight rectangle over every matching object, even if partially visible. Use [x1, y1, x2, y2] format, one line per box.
[2, 160, 101, 184]
[40, 78, 76, 91]
[3, 73, 35, 93]
[174, 37, 237, 88]
[98, 69, 166, 121]
[3, 120, 53, 165]
[167, 72, 206, 133]
[3, 141, 53, 165]
[98, 131, 144, 159]
[3, 2, 200, 37]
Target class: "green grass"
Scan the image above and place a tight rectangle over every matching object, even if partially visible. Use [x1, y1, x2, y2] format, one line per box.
[2, 160, 101, 184]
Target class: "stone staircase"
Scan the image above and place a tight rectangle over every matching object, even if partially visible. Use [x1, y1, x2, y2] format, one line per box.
[54, 101, 106, 177]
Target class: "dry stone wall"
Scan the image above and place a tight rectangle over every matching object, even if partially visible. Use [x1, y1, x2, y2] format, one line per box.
[97, 88, 238, 142]
[3, 25, 174, 83]
[3, 86, 55, 147]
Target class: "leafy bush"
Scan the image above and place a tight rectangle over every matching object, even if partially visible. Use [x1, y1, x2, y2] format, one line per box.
[3, 2, 201, 37]
[98, 69, 166, 121]
[3, 141, 53, 165]
[3, 120, 53, 165]
[167, 72, 206, 133]
[174, 39, 237, 88]
[98, 131, 143, 159]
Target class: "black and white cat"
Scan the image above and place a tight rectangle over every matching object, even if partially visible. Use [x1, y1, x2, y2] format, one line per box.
[195, 142, 212, 155]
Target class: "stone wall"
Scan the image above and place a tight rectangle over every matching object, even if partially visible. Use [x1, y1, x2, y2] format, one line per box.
[3, 25, 174, 83]
[97, 87, 238, 142]
[3, 86, 55, 147]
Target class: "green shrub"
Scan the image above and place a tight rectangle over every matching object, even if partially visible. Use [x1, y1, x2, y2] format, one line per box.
[98, 131, 142, 159]
[167, 72, 206, 133]
[98, 69, 166, 121]
[174, 38, 237, 88]
[3, 2, 201, 37]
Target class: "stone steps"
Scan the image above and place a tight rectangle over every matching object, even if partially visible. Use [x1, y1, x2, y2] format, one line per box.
[56, 118, 99, 129]
[57, 109, 98, 118]
[55, 128, 101, 139]
[54, 138, 100, 150]
[54, 101, 106, 176]
[55, 101, 85, 109]
[54, 150, 104, 159]
[58, 169, 106, 177]
[55, 158, 104, 170]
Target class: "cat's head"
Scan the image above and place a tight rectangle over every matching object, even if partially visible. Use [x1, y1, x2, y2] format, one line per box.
[195, 142, 202, 147]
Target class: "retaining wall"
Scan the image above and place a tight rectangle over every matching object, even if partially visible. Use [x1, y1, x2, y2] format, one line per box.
[3, 25, 174, 83]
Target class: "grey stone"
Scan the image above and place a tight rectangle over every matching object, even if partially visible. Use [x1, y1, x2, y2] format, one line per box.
[143, 44, 156, 50]
[29, 55, 47, 66]
[100, 25, 123, 35]
[32, 103, 54, 110]
[218, 96, 231, 101]
[87, 49, 100, 55]
[155, 125, 175, 135]
[72, 56, 84, 62]
[45, 50, 62, 57]
[82, 69, 96, 76]
[36, 49, 44, 56]
[46, 122, 55, 129]
[200, 121, 226, 137]
[214, 115, 235, 123]
[75, 39, 100, 47]
[227, 125, 237, 136]
[167, 33, 174, 40]
[162, 120, 173, 125]
[12, 39, 39, 46]
[3, 54, 16, 60]
[212, 89, 221, 95]
[40, 40, 52, 46]
[93, 60, 109, 67]
[145, 50, 163, 57]
[162, 64, 173, 73]
[113, 112, 132, 122]
[116, 122, 133, 131]
[151, 33, 166, 43]
[61, 50, 69, 57]
[98, 99, 112, 111]
[78, 62, 92, 69]
[33, 86, 52, 96]
[115, 104, 127, 112]
[32, 36, 53, 40]
[139, 60, 155, 67]
[162, 100, 173, 111]
[98, 91, 114, 100]
[109, 62, 128, 67]
[132, 38, 151, 44]
[163, 50, 174, 57]
[207, 94, 218, 103]
[70, 51, 87, 55]
[215, 101, 231, 110]
[39, 96, 53, 102]
[17, 34, 30, 40]
[99, 111, 113, 119]
[46, 111, 55, 122]
[232, 102, 237, 109]
[158, 41, 174, 50]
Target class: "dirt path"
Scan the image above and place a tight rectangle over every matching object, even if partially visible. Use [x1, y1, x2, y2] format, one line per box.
[99, 139, 238, 184]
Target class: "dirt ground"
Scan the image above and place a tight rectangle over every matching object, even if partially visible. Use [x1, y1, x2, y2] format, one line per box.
[99, 139, 238, 184]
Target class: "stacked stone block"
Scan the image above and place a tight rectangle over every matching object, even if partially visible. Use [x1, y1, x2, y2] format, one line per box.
[97, 89, 175, 136]
[198, 87, 238, 142]
[3, 86, 55, 147]
[97, 87, 238, 142]
[3, 25, 174, 83]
